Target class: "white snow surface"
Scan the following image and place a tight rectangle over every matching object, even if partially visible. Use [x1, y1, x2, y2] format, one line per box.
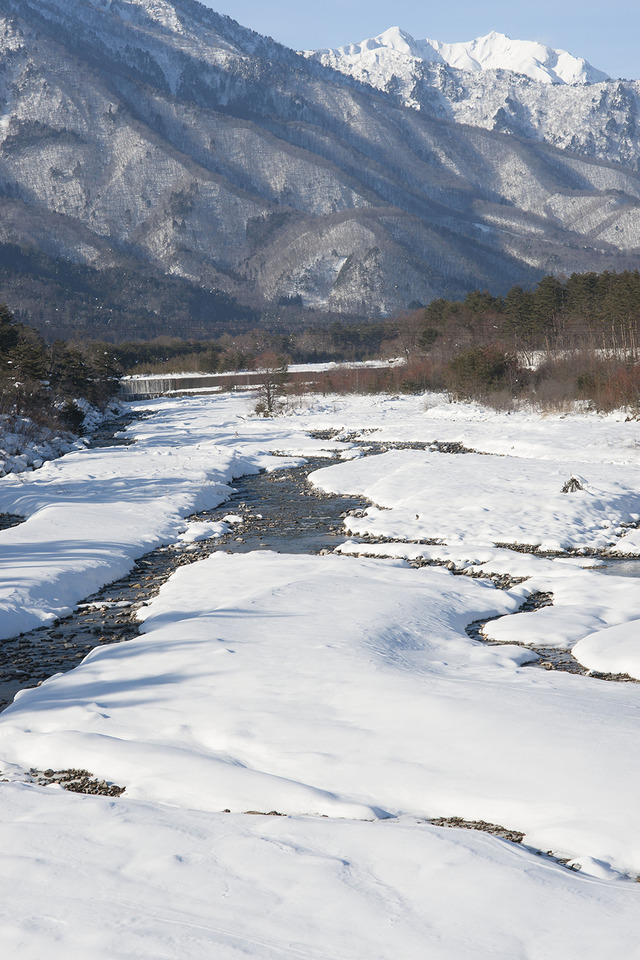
[2, 785, 637, 960]
[310, 448, 640, 552]
[573, 620, 640, 679]
[1, 390, 640, 956]
[177, 518, 230, 542]
[0, 394, 314, 637]
[309, 26, 609, 85]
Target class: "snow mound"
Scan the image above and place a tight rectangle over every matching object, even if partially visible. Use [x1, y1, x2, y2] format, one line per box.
[573, 620, 640, 679]
[1, 788, 638, 960]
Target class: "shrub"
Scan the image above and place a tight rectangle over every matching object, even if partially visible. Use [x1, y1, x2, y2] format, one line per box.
[58, 400, 86, 433]
[253, 353, 289, 416]
[445, 346, 522, 400]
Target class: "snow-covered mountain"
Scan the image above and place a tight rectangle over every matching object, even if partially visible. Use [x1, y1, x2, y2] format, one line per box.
[312, 27, 609, 86]
[307, 28, 640, 172]
[0, 1, 640, 332]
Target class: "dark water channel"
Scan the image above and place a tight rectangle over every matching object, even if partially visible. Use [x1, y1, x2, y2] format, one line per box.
[197, 458, 371, 556]
[0, 514, 23, 532]
[85, 413, 141, 449]
[3, 421, 640, 712]
[0, 454, 370, 712]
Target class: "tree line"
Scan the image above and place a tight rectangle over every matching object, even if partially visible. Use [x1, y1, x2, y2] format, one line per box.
[392, 271, 640, 409]
[420, 271, 640, 357]
[4, 267, 640, 425]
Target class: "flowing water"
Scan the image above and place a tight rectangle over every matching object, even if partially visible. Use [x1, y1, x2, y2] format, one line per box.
[0, 452, 370, 712]
[2, 419, 639, 713]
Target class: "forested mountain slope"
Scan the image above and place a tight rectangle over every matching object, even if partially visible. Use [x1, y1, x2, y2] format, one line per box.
[0, 0, 639, 335]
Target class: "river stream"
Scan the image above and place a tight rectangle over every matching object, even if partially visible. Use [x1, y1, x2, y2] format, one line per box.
[2, 418, 639, 713]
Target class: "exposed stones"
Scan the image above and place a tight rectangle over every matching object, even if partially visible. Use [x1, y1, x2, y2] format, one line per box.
[244, 810, 285, 816]
[309, 432, 486, 457]
[466, 591, 553, 648]
[0, 513, 25, 531]
[84, 411, 150, 450]
[493, 541, 544, 555]
[466, 591, 639, 681]
[520, 590, 554, 612]
[427, 816, 524, 844]
[408, 556, 527, 590]
[587, 669, 638, 683]
[494, 540, 640, 560]
[29, 768, 125, 797]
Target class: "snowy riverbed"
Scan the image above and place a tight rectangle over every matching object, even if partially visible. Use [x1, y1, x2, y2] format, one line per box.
[1, 391, 639, 957]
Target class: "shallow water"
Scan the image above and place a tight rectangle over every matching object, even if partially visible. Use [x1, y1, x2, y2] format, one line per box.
[593, 558, 640, 578]
[3, 422, 638, 712]
[0, 513, 23, 532]
[0, 454, 369, 711]
[191, 458, 370, 556]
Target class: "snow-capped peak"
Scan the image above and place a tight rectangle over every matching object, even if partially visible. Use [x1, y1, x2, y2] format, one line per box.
[310, 27, 609, 85]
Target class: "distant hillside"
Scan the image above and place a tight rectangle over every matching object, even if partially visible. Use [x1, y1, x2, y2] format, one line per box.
[0, 242, 256, 341]
[0, 0, 639, 338]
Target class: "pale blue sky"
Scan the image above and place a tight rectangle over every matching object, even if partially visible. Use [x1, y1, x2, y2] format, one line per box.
[208, 1, 638, 79]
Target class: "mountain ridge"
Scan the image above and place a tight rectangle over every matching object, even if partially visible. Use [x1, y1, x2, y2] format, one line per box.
[0, 0, 639, 336]
[307, 26, 640, 172]
[309, 27, 609, 86]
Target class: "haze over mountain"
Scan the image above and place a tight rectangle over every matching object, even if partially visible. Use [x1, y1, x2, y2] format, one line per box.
[0, 0, 640, 338]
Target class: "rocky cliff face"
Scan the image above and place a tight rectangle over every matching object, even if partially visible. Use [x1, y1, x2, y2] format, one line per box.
[0, 1, 639, 329]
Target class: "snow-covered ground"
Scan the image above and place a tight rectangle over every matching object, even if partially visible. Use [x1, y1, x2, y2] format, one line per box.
[0, 415, 78, 477]
[0, 401, 123, 477]
[1, 391, 639, 957]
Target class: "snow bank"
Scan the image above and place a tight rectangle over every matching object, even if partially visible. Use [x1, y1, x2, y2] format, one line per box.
[573, 621, 640, 679]
[0, 394, 334, 637]
[337, 537, 640, 672]
[3, 550, 640, 877]
[1, 785, 637, 960]
[285, 392, 640, 466]
[310, 448, 640, 552]
[2, 390, 640, 957]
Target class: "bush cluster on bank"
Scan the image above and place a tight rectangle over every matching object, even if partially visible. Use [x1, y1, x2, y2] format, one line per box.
[380, 271, 640, 411]
[0, 304, 120, 432]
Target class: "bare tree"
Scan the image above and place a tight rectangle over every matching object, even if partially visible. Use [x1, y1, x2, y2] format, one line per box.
[254, 352, 289, 416]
